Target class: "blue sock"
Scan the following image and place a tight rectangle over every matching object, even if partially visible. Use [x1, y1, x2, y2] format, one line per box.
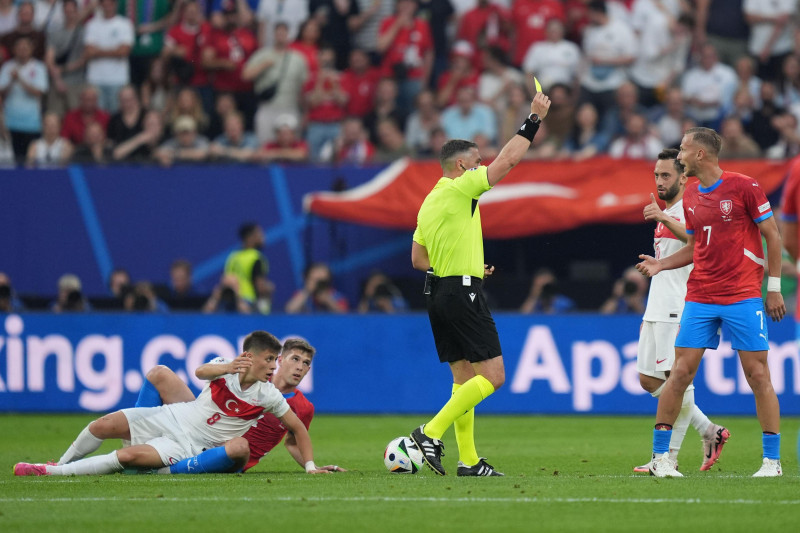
[134, 379, 162, 408]
[169, 446, 235, 474]
[653, 428, 672, 455]
[762, 433, 780, 460]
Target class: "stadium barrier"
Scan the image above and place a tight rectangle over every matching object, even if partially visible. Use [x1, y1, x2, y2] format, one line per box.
[1, 312, 797, 415]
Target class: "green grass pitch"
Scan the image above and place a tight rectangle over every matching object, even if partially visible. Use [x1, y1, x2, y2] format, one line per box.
[1, 414, 798, 532]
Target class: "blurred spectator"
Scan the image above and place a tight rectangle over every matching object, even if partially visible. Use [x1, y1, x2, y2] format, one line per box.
[285, 262, 349, 313]
[457, 0, 510, 61]
[363, 77, 406, 145]
[202, 273, 252, 313]
[71, 121, 113, 164]
[526, 120, 559, 160]
[154, 115, 210, 166]
[224, 221, 274, 313]
[0, 272, 24, 312]
[209, 0, 257, 29]
[376, 0, 433, 114]
[44, 0, 84, 116]
[107, 85, 143, 148]
[435, 40, 479, 108]
[108, 267, 131, 298]
[0, 2, 45, 61]
[561, 102, 606, 161]
[681, 43, 737, 128]
[62, 86, 110, 146]
[255, 113, 309, 163]
[521, 18, 580, 90]
[304, 45, 348, 161]
[123, 281, 169, 312]
[51, 273, 91, 312]
[243, 21, 308, 144]
[206, 92, 237, 140]
[375, 117, 412, 162]
[310, 0, 361, 71]
[601, 82, 648, 144]
[510, 0, 565, 67]
[0, 0, 15, 38]
[331, 115, 374, 164]
[778, 53, 800, 107]
[744, 0, 796, 81]
[653, 87, 687, 149]
[256, 0, 308, 47]
[0, 36, 47, 161]
[729, 86, 757, 127]
[719, 116, 762, 159]
[341, 47, 380, 118]
[0, 110, 15, 166]
[167, 259, 195, 300]
[84, 0, 134, 112]
[694, 0, 749, 67]
[735, 55, 763, 108]
[201, 2, 258, 126]
[209, 111, 258, 162]
[415, 0, 455, 87]
[498, 82, 531, 144]
[479, 45, 524, 114]
[749, 81, 785, 150]
[579, 0, 636, 116]
[765, 113, 800, 159]
[118, 0, 171, 87]
[609, 113, 662, 159]
[544, 83, 575, 146]
[600, 267, 648, 314]
[441, 85, 497, 144]
[357, 271, 408, 313]
[32, 0, 66, 33]
[26, 112, 72, 167]
[519, 268, 575, 314]
[140, 57, 172, 113]
[421, 126, 447, 158]
[352, 0, 393, 63]
[289, 17, 321, 74]
[113, 109, 165, 161]
[163, 0, 213, 110]
[405, 88, 440, 155]
[168, 87, 209, 136]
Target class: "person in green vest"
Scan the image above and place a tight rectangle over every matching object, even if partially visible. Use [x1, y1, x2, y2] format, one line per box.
[224, 222, 274, 313]
[118, 0, 174, 86]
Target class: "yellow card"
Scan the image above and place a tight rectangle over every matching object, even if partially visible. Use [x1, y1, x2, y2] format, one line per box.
[534, 76, 542, 93]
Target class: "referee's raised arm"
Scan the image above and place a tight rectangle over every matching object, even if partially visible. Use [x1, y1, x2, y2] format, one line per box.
[487, 88, 551, 187]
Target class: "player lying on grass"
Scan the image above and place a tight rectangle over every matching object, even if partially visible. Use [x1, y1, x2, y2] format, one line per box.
[14, 331, 331, 476]
[130, 337, 345, 474]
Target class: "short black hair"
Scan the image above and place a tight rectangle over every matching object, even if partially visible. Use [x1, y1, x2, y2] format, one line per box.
[440, 139, 477, 166]
[685, 127, 722, 156]
[243, 330, 282, 355]
[657, 148, 684, 174]
[238, 222, 259, 242]
[587, 0, 606, 14]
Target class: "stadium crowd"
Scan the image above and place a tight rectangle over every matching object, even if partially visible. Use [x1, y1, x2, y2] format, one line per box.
[0, 0, 799, 167]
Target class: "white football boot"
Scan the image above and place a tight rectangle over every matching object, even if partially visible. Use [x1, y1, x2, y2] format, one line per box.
[752, 458, 782, 477]
[649, 452, 683, 477]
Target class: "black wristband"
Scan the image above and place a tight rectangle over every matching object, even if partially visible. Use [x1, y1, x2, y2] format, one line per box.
[516, 118, 539, 142]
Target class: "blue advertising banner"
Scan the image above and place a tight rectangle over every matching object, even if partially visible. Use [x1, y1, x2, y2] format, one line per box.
[1, 313, 797, 415]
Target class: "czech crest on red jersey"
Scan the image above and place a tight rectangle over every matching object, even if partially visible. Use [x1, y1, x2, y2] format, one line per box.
[720, 200, 732, 215]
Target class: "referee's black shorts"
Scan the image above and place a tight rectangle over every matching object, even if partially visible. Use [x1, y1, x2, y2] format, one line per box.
[426, 276, 502, 364]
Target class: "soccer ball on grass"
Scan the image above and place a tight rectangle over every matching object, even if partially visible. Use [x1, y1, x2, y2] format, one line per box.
[384, 436, 424, 474]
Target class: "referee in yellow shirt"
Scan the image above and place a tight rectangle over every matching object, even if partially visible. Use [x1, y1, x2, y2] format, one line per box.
[409, 84, 551, 476]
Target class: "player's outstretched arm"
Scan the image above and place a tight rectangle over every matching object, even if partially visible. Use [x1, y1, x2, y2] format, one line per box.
[285, 432, 347, 472]
[195, 352, 253, 380]
[279, 410, 330, 474]
[759, 216, 787, 321]
[637, 234, 695, 277]
[487, 88, 551, 187]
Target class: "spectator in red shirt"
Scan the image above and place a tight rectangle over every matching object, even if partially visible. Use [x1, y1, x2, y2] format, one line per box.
[456, 0, 511, 59]
[303, 45, 348, 161]
[341, 47, 379, 118]
[201, 3, 258, 128]
[333, 116, 374, 165]
[289, 17, 321, 75]
[435, 40, 479, 108]
[376, 0, 433, 115]
[510, 0, 565, 67]
[61, 86, 110, 146]
[254, 113, 309, 164]
[163, 0, 213, 111]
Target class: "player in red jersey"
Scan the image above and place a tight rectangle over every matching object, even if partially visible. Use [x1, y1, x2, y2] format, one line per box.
[128, 337, 344, 474]
[637, 127, 785, 478]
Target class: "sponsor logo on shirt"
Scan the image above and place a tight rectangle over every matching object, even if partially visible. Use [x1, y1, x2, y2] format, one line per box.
[758, 201, 771, 213]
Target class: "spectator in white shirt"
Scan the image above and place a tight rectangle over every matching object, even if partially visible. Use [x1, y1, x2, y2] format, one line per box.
[479, 45, 524, 113]
[654, 87, 687, 149]
[579, 0, 637, 116]
[83, 0, 134, 113]
[608, 113, 661, 159]
[744, 0, 797, 81]
[522, 18, 581, 91]
[681, 43, 737, 128]
[734, 55, 763, 109]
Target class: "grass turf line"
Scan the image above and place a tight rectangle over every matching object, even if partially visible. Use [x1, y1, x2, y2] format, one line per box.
[0, 414, 797, 533]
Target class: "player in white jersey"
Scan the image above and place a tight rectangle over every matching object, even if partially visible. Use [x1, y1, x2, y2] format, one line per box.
[14, 331, 329, 476]
[633, 149, 729, 473]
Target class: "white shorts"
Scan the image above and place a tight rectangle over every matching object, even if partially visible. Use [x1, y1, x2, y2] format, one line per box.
[637, 321, 680, 380]
[122, 406, 204, 466]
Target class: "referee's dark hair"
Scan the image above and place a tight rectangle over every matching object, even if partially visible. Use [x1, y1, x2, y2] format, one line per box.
[440, 139, 477, 169]
[657, 148, 685, 174]
[685, 127, 722, 156]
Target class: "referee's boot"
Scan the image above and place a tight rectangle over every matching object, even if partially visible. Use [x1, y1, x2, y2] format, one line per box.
[457, 458, 504, 477]
[410, 425, 446, 475]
